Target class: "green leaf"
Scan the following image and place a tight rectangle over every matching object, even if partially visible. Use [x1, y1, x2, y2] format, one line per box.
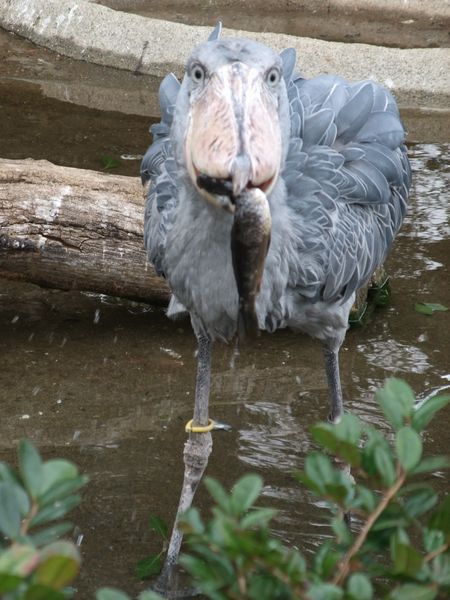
[148, 515, 168, 539]
[180, 507, 205, 535]
[38, 475, 88, 507]
[39, 460, 79, 498]
[307, 582, 343, 600]
[0, 544, 40, 576]
[430, 553, 450, 585]
[374, 445, 396, 487]
[241, 507, 277, 529]
[30, 522, 74, 546]
[139, 592, 164, 600]
[286, 550, 307, 578]
[331, 516, 352, 545]
[19, 440, 44, 498]
[30, 494, 81, 527]
[24, 584, 66, 600]
[96, 589, 131, 600]
[35, 556, 79, 590]
[36, 541, 80, 590]
[401, 486, 437, 520]
[0, 573, 22, 593]
[423, 528, 445, 553]
[396, 427, 422, 472]
[415, 302, 448, 315]
[303, 452, 335, 493]
[410, 456, 450, 475]
[376, 378, 415, 428]
[311, 419, 361, 466]
[391, 532, 423, 576]
[352, 485, 377, 513]
[135, 554, 162, 579]
[0, 481, 22, 539]
[429, 496, 450, 533]
[204, 478, 230, 512]
[388, 583, 437, 600]
[0, 464, 30, 516]
[101, 155, 121, 170]
[313, 542, 340, 579]
[230, 474, 263, 514]
[347, 573, 373, 600]
[412, 394, 450, 432]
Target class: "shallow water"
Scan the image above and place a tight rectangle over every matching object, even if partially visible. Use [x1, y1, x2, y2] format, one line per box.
[0, 28, 450, 599]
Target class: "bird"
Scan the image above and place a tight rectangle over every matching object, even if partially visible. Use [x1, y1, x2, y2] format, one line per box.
[140, 23, 411, 590]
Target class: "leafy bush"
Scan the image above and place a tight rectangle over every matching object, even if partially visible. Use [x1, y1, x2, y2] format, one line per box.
[0, 440, 88, 599]
[178, 379, 450, 599]
[1, 379, 449, 600]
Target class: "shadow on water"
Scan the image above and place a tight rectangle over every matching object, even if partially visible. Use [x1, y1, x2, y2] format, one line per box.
[0, 28, 449, 599]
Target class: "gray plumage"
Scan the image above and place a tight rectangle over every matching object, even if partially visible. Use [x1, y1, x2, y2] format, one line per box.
[141, 35, 410, 350]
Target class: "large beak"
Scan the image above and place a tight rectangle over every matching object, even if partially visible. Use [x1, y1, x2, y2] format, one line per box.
[185, 62, 282, 211]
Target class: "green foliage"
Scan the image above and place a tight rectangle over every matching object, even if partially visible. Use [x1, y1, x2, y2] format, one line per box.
[174, 378, 450, 599]
[0, 441, 88, 599]
[134, 513, 170, 581]
[101, 155, 121, 170]
[414, 302, 448, 315]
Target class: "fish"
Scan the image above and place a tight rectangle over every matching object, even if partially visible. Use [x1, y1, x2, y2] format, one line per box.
[230, 188, 272, 342]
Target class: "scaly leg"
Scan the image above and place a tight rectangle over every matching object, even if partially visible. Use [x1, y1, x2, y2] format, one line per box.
[323, 344, 353, 525]
[322, 346, 344, 423]
[155, 334, 213, 594]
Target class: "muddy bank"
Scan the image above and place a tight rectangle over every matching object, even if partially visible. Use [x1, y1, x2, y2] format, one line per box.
[1, 0, 449, 108]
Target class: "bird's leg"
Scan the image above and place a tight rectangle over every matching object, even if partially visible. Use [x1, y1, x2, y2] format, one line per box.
[322, 346, 344, 424]
[155, 334, 213, 593]
[322, 345, 353, 525]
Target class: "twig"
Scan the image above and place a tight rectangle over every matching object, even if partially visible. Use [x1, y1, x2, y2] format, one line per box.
[424, 543, 449, 563]
[332, 470, 407, 586]
[20, 501, 38, 536]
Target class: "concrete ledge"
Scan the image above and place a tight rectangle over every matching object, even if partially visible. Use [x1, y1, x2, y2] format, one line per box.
[1, 0, 449, 108]
[95, 0, 450, 20]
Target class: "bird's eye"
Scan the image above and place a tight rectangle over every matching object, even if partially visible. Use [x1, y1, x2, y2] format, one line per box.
[266, 67, 281, 87]
[191, 64, 206, 84]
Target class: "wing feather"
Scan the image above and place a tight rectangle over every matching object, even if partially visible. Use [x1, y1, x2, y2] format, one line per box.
[284, 73, 410, 303]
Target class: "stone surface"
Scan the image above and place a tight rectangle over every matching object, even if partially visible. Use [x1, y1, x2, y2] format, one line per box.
[0, 0, 449, 108]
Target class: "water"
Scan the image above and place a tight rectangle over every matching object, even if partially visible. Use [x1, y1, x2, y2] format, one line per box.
[0, 28, 449, 598]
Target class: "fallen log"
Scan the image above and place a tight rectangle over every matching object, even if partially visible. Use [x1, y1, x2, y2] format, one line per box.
[0, 158, 170, 304]
[0, 158, 382, 316]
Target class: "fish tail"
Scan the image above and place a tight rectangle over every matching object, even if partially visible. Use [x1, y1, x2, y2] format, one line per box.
[238, 304, 260, 343]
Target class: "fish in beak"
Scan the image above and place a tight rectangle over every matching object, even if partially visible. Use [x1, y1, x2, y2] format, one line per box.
[185, 61, 282, 211]
[231, 188, 271, 342]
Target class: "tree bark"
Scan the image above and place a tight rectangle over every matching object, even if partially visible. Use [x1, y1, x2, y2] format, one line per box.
[0, 158, 170, 304]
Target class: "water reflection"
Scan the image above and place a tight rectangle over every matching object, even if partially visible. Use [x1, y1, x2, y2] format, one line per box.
[357, 338, 430, 374]
[403, 143, 450, 242]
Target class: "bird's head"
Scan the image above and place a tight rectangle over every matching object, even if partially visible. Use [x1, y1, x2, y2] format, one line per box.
[173, 37, 291, 212]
